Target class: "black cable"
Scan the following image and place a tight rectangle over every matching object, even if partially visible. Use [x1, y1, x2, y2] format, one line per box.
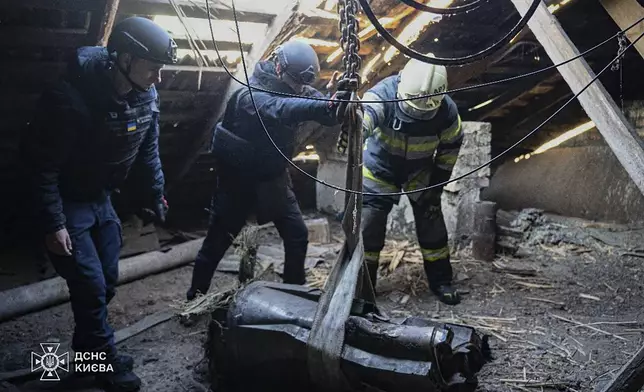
[203, 9, 644, 106]
[397, 0, 483, 15]
[358, 0, 541, 66]
[218, 0, 643, 197]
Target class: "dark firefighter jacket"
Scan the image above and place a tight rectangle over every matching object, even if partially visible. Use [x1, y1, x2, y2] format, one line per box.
[22, 46, 165, 233]
[362, 74, 463, 188]
[211, 60, 336, 180]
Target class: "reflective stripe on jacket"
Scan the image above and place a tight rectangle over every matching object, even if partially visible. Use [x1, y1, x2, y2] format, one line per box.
[362, 74, 463, 187]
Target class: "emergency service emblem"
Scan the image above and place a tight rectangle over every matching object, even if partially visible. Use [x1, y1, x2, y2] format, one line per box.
[31, 343, 69, 381]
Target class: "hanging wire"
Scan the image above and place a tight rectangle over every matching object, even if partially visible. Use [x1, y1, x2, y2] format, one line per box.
[357, 0, 541, 66]
[198, 11, 644, 105]
[396, 0, 483, 14]
[209, 0, 644, 197]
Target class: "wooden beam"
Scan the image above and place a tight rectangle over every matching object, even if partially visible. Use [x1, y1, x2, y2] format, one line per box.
[599, 343, 644, 392]
[510, 0, 644, 195]
[118, 0, 276, 24]
[173, 37, 252, 52]
[162, 64, 229, 72]
[166, 1, 299, 189]
[475, 74, 561, 121]
[600, 0, 644, 59]
[92, 0, 121, 46]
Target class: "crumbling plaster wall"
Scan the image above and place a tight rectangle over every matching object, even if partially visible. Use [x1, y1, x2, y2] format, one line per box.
[316, 122, 493, 245]
[483, 101, 644, 224]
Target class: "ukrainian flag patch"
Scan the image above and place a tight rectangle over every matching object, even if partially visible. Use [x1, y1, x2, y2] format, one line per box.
[127, 121, 137, 132]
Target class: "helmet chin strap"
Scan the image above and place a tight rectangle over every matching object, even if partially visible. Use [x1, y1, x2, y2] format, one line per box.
[116, 59, 149, 93]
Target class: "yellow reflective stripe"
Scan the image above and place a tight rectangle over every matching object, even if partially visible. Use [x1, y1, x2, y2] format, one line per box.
[375, 129, 405, 151]
[375, 129, 439, 157]
[405, 169, 430, 191]
[421, 246, 450, 262]
[436, 154, 458, 166]
[363, 113, 376, 134]
[365, 251, 380, 262]
[363, 166, 398, 191]
[440, 116, 462, 143]
[407, 139, 439, 153]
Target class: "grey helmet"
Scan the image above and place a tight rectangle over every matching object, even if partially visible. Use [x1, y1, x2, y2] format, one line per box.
[107, 17, 178, 64]
[273, 40, 320, 85]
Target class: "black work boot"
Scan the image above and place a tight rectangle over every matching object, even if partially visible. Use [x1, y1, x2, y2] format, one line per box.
[114, 354, 134, 372]
[424, 258, 460, 305]
[94, 352, 141, 392]
[430, 284, 461, 305]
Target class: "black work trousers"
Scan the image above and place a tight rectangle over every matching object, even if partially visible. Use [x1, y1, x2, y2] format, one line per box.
[187, 171, 308, 300]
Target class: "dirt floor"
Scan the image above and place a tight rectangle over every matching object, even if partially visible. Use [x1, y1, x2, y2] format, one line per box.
[1, 210, 644, 392]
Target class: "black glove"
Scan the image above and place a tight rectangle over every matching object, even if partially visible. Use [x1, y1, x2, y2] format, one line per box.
[141, 196, 168, 224]
[327, 89, 353, 122]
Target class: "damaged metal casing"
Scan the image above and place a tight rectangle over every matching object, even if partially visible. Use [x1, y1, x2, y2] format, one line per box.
[208, 281, 489, 392]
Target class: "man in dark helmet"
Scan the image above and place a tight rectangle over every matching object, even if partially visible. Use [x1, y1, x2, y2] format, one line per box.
[22, 17, 177, 391]
[185, 40, 346, 300]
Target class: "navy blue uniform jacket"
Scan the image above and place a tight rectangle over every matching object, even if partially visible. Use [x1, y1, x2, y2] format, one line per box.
[211, 61, 336, 180]
[23, 47, 165, 233]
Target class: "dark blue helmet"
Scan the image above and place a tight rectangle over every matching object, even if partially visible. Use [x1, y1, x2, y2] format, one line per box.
[107, 17, 178, 64]
[274, 40, 320, 85]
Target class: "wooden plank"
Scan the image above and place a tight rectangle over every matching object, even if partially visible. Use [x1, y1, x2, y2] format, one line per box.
[0, 0, 104, 11]
[600, 0, 644, 59]
[0, 27, 89, 48]
[93, 0, 121, 46]
[163, 64, 229, 72]
[118, 0, 276, 24]
[166, 0, 299, 189]
[510, 0, 644, 196]
[173, 37, 252, 52]
[599, 343, 644, 392]
[0, 309, 175, 383]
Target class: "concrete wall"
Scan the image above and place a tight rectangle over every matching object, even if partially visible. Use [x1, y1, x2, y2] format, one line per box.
[315, 122, 493, 244]
[483, 101, 644, 225]
[483, 145, 644, 224]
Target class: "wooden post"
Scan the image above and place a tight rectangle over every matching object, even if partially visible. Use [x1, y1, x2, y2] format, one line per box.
[510, 0, 644, 196]
[599, 343, 644, 392]
[600, 0, 644, 60]
[167, 1, 299, 189]
[471, 201, 497, 261]
[88, 0, 121, 47]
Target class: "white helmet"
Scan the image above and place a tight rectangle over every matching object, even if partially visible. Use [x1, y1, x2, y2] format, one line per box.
[397, 55, 448, 121]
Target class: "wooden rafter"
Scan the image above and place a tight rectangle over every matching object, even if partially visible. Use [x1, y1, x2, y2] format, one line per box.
[600, 0, 644, 59]
[167, 1, 300, 189]
[510, 0, 644, 196]
[118, 0, 277, 24]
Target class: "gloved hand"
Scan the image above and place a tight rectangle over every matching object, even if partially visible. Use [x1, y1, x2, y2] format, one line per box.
[327, 89, 353, 122]
[153, 196, 169, 223]
[141, 196, 168, 224]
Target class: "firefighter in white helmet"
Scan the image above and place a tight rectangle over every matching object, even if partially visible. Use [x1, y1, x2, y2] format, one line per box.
[356, 56, 463, 305]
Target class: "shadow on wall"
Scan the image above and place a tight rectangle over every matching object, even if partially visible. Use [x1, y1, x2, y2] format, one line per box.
[482, 145, 644, 224]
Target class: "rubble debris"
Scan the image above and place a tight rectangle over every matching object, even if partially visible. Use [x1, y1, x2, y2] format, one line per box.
[495, 208, 644, 257]
[305, 218, 332, 244]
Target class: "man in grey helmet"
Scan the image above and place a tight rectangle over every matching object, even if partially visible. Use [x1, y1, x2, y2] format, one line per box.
[22, 17, 177, 391]
[186, 40, 347, 300]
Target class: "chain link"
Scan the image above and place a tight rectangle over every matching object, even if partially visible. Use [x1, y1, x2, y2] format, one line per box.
[338, 0, 362, 82]
[611, 33, 628, 72]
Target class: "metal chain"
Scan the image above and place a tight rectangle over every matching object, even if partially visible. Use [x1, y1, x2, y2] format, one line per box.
[339, 0, 362, 81]
[611, 33, 627, 112]
[335, 0, 362, 155]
